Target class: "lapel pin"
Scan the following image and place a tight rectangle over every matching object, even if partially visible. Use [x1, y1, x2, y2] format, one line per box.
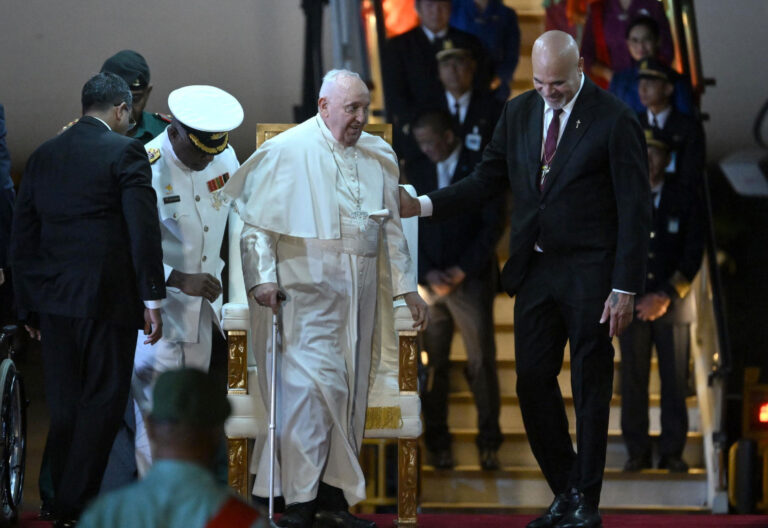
[576, 119, 581, 129]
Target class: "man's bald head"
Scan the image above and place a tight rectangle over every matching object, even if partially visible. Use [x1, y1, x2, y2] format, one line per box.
[531, 31, 584, 109]
[318, 69, 371, 147]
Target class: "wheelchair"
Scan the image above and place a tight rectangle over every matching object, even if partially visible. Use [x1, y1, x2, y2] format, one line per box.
[0, 325, 26, 525]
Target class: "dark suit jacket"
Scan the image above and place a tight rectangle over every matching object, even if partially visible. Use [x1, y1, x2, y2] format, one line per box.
[405, 146, 505, 283]
[429, 77, 651, 296]
[442, 90, 504, 153]
[0, 103, 14, 270]
[640, 109, 705, 192]
[10, 116, 165, 328]
[647, 177, 704, 323]
[384, 26, 492, 160]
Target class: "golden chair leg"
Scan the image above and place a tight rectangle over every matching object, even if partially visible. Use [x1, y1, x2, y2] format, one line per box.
[228, 438, 249, 498]
[397, 438, 419, 527]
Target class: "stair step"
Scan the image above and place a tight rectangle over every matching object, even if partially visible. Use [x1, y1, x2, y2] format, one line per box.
[445, 429, 704, 469]
[447, 394, 701, 432]
[445, 357, 666, 396]
[420, 466, 708, 507]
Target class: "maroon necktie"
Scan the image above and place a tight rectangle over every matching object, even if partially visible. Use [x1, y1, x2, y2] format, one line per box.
[539, 108, 563, 191]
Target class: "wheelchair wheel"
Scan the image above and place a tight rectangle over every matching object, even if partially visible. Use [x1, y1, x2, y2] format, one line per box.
[0, 358, 26, 524]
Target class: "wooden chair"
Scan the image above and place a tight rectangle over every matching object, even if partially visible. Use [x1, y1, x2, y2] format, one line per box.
[222, 123, 421, 527]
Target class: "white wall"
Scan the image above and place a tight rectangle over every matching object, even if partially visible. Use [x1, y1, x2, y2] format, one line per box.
[0, 1, 333, 174]
[695, 0, 768, 162]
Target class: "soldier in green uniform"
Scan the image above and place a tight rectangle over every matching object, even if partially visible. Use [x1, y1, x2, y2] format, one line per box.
[59, 50, 171, 144]
[101, 50, 172, 144]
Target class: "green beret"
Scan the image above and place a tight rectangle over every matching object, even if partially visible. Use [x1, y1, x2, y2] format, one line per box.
[150, 368, 230, 427]
[101, 50, 150, 90]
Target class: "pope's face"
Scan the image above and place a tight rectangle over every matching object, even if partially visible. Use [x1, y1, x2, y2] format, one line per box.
[532, 53, 583, 110]
[319, 78, 370, 147]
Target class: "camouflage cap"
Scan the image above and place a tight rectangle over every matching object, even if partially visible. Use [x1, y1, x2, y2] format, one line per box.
[150, 368, 231, 427]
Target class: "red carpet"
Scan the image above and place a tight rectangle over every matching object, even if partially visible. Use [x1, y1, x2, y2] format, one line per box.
[18, 512, 768, 527]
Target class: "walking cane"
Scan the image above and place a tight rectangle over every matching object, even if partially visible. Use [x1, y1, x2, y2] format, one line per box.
[268, 291, 286, 526]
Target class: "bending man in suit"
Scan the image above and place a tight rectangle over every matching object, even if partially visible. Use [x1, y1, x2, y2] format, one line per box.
[10, 72, 165, 525]
[400, 31, 651, 528]
[408, 111, 505, 470]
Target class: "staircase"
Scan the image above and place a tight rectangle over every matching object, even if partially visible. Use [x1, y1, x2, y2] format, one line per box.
[419, 293, 709, 514]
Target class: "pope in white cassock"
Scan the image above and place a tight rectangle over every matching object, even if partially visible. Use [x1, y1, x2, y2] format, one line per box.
[227, 70, 428, 528]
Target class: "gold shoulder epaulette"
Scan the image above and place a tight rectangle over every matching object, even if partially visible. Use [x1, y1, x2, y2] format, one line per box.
[147, 147, 161, 164]
[154, 113, 172, 123]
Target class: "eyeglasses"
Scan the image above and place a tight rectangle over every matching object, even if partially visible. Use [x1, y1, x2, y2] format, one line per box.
[115, 102, 136, 131]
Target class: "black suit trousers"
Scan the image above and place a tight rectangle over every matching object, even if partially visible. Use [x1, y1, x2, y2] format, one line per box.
[39, 313, 136, 519]
[421, 264, 502, 452]
[619, 319, 690, 459]
[514, 252, 614, 506]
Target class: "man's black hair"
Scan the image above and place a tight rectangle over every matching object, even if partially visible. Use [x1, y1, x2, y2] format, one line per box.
[81, 72, 133, 114]
[412, 109, 458, 136]
[626, 15, 660, 41]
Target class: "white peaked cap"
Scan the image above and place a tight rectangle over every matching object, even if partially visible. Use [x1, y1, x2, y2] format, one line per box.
[168, 85, 244, 132]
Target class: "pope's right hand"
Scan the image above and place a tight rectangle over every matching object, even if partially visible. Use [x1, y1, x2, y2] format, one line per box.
[399, 187, 421, 218]
[250, 282, 283, 314]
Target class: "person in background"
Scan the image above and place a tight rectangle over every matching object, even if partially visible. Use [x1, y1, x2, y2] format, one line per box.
[101, 50, 171, 143]
[609, 16, 695, 116]
[581, 0, 674, 88]
[435, 47, 504, 153]
[450, 0, 521, 101]
[408, 110, 505, 471]
[620, 128, 703, 473]
[10, 72, 165, 527]
[384, 0, 492, 164]
[79, 368, 265, 528]
[636, 58, 705, 192]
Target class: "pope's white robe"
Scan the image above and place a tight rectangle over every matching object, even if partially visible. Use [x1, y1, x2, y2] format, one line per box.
[228, 116, 416, 506]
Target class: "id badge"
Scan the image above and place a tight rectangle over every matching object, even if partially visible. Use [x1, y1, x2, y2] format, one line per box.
[465, 126, 482, 151]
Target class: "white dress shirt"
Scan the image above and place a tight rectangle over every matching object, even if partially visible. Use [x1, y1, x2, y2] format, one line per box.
[446, 90, 472, 125]
[421, 25, 448, 43]
[647, 106, 672, 129]
[436, 144, 462, 189]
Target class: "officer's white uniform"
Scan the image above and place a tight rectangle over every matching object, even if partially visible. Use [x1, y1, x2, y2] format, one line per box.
[132, 86, 243, 472]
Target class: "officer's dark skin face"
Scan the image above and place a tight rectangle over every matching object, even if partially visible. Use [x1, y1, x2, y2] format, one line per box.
[168, 121, 215, 172]
[129, 86, 152, 125]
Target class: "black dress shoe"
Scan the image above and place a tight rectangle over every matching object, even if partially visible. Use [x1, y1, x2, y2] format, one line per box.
[427, 448, 454, 469]
[39, 503, 56, 521]
[526, 492, 572, 528]
[314, 509, 376, 528]
[658, 455, 689, 472]
[277, 500, 317, 528]
[53, 520, 78, 528]
[556, 495, 601, 528]
[623, 454, 652, 472]
[479, 448, 500, 470]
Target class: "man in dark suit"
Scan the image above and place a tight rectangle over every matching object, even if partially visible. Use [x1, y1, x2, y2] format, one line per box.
[636, 58, 705, 192]
[620, 129, 704, 474]
[437, 47, 504, 153]
[10, 72, 165, 526]
[384, 0, 491, 163]
[400, 31, 651, 528]
[407, 111, 505, 471]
